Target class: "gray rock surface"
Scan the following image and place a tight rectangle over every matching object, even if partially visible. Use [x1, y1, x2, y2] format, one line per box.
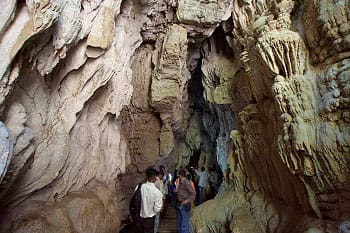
[0, 121, 13, 184]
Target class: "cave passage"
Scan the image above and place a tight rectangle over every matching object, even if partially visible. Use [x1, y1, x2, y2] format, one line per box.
[189, 149, 200, 168]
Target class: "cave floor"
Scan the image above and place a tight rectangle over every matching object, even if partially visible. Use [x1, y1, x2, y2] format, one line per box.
[158, 206, 177, 233]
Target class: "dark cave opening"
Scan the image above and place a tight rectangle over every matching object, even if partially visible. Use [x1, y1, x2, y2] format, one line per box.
[185, 45, 225, 202]
[189, 149, 201, 168]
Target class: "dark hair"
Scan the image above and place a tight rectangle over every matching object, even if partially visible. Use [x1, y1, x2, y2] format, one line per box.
[158, 170, 164, 177]
[186, 173, 192, 180]
[146, 168, 158, 181]
[178, 169, 186, 177]
[201, 167, 205, 172]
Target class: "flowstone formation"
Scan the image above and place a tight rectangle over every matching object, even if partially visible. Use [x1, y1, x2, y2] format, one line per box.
[191, 0, 350, 232]
[0, 0, 349, 233]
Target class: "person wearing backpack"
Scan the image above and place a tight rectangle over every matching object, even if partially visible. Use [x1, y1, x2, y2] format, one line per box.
[130, 181, 144, 233]
[141, 168, 163, 233]
[130, 168, 163, 233]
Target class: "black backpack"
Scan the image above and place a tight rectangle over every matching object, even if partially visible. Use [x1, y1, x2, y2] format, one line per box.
[129, 183, 142, 220]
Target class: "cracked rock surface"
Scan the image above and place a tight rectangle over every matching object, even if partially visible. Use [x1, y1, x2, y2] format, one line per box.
[0, 0, 349, 232]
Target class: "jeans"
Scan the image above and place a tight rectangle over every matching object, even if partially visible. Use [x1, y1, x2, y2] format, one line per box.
[198, 186, 204, 205]
[177, 203, 191, 233]
[154, 212, 160, 233]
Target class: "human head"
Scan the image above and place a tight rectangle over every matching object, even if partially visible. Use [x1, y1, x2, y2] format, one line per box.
[146, 168, 158, 183]
[186, 173, 192, 180]
[159, 165, 165, 172]
[157, 170, 164, 179]
[201, 167, 205, 172]
[178, 169, 186, 181]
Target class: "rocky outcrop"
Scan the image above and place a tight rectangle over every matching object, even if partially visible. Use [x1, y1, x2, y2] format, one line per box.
[0, 121, 13, 184]
[191, 0, 350, 232]
[0, 0, 147, 232]
[0, 0, 349, 233]
[304, 0, 350, 64]
[177, 0, 232, 26]
[150, 24, 189, 160]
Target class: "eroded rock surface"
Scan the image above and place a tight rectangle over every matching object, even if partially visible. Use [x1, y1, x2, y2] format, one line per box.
[0, 121, 13, 184]
[0, 0, 349, 233]
[191, 0, 350, 232]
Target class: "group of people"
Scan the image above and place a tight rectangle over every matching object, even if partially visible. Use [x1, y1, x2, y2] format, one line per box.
[130, 165, 220, 233]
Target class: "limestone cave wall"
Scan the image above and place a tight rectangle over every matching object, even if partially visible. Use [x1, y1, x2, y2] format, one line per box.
[0, 0, 349, 233]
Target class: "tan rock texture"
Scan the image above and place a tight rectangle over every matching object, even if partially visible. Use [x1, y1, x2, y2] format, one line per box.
[0, 0, 349, 233]
[191, 0, 350, 232]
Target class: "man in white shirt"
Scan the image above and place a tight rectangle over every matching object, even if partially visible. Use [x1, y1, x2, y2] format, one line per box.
[140, 168, 163, 233]
[195, 167, 209, 205]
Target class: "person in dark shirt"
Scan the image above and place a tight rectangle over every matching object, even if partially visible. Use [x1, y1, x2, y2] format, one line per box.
[175, 169, 196, 233]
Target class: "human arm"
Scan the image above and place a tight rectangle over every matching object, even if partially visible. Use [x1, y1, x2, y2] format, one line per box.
[153, 191, 163, 213]
[194, 169, 200, 176]
[155, 179, 165, 194]
[174, 178, 179, 192]
[159, 181, 166, 195]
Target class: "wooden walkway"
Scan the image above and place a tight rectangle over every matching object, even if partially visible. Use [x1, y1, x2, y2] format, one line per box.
[158, 206, 177, 233]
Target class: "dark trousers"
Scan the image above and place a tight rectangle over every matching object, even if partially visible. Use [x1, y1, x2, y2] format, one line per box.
[161, 195, 170, 217]
[141, 216, 155, 233]
[198, 186, 204, 204]
[133, 216, 143, 233]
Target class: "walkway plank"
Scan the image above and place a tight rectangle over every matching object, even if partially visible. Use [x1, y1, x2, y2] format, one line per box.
[158, 206, 177, 233]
